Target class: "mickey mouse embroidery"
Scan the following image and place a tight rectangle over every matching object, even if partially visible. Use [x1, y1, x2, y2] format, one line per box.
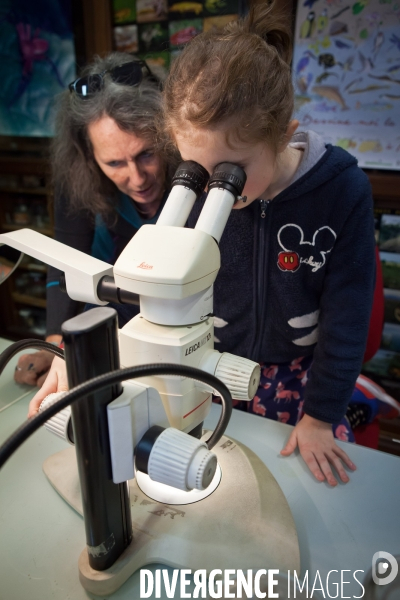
[277, 224, 336, 273]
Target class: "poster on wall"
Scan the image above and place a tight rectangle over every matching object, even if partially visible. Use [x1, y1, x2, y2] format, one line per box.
[293, 0, 400, 171]
[0, 0, 76, 137]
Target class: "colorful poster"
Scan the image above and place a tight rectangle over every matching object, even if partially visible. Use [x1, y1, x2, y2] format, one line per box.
[113, 0, 136, 24]
[380, 251, 400, 290]
[379, 213, 400, 253]
[139, 22, 169, 52]
[169, 18, 202, 48]
[293, 0, 400, 171]
[168, 0, 203, 20]
[137, 0, 168, 23]
[114, 24, 139, 52]
[0, 0, 76, 136]
[139, 50, 170, 69]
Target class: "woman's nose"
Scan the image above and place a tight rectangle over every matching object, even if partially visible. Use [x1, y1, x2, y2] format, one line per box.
[128, 161, 146, 187]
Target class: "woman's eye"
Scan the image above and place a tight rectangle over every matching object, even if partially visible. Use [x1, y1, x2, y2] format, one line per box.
[107, 161, 122, 167]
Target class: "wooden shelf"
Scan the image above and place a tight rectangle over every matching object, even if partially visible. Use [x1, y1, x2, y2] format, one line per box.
[1, 223, 53, 237]
[0, 187, 50, 195]
[12, 292, 46, 309]
[365, 169, 400, 204]
[4, 325, 45, 341]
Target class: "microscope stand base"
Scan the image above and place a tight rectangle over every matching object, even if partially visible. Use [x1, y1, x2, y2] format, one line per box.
[43, 434, 300, 596]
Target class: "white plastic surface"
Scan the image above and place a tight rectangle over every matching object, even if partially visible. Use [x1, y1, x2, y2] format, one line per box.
[186, 445, 217, 490]
[194, 187, 236, 242]
[107, 382, 167, 484]
[156, 186, 197, 227]
[39, 392, 73, 445]
[140, 285, 214, 326]
[0, 229, 112, 304]
[118, 316, 214, 431]
[147, 427, 217, 491]
[135, 462, 222, 505]
[215, 353, 261, 400]
[113, 225, 220, 299]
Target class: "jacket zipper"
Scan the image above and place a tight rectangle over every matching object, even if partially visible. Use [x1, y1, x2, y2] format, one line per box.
[249, 199, 272, 360]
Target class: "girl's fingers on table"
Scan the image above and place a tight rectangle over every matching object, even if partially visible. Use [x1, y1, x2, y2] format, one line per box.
[333, 445, 357, 470]
[301, 448, 325, 482]
[280, 430, 298, 455]
[316, 453, 338, 486]
[327, 452, 350, 483]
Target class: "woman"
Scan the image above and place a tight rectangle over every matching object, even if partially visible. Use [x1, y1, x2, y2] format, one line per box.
[15, 52, 176, 387]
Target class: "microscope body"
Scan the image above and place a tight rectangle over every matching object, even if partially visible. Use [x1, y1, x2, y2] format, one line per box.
[116, 224, 218, 433]
[114, 163, 260, 435]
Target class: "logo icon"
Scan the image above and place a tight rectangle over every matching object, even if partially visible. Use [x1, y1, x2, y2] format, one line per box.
[372, 551, 398, 586]
[137, 262, 153, 270]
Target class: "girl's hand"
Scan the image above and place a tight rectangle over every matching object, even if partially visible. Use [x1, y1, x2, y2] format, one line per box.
[28, 357, 69, 418]
[280, 413, 357, 486]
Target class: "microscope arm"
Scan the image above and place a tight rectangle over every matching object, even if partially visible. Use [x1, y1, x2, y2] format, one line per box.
[0, 229, 113, 305]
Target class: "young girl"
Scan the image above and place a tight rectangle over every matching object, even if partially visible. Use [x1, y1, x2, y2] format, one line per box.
[161, 1, 376, 486]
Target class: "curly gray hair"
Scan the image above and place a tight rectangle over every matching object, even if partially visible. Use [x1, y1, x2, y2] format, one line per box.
[51, 52, 175, 217]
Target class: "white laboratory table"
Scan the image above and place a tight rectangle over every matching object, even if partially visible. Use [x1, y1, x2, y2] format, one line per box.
[0, 337, 399, 599]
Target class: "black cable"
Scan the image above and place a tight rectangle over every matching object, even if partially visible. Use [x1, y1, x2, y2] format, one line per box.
[0, 339, 64, 377]
[0, 363, 232, 469]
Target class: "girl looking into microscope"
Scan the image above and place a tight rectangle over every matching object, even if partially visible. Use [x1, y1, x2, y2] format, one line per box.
[160, 1, 376, 486]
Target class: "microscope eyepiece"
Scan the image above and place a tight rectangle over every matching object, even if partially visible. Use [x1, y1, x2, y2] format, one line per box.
[208, 163, 247, 197]
[171, 161, 210, 197]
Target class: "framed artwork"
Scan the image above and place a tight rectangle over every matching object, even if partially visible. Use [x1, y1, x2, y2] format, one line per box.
[113, 0, 242, 70]
[169, 18, 202, 49]
[138, 22, 169, 52]
[114, 24, 139, 52]
[293, 0, 400, 171]
[113, 0, 136, 24]
[0, 0, 76, 136]
[136, 0, 168, 23]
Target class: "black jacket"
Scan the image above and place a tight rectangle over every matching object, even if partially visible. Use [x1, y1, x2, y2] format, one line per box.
[187, 144, 375, 423]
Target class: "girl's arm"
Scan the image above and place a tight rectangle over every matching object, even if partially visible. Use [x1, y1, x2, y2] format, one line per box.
[284, 170, 375, 485]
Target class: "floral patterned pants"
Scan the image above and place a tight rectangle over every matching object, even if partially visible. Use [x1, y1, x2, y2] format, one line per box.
[241, 355, 355, 443]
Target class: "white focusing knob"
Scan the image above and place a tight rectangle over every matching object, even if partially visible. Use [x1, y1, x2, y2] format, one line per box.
[215, 353, 261, 400]
[147, 428, 217, 492]
[39, 392, 73, 445]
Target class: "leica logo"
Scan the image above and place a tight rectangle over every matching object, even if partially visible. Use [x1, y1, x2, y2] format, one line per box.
[137, 262, 153, 270]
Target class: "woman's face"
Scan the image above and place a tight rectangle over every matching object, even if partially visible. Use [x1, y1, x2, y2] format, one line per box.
[88, 115, 166, 214]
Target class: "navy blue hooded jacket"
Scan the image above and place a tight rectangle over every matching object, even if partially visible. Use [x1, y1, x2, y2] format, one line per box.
[187, 144, 375, 424]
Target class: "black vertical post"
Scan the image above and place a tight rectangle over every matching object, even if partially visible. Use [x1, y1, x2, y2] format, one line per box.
[61, 307, 132, 571]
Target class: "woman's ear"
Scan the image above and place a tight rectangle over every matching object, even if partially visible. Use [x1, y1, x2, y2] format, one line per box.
[278, 119, 300, 152]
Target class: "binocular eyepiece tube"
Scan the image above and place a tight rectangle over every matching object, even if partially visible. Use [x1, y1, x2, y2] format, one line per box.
[156, 161, 247, 242]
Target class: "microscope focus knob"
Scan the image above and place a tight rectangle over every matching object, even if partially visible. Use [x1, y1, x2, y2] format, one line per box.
[39, 393, 74, 445]
[215, 353, 261, 400]
[136, 426, 217, 492]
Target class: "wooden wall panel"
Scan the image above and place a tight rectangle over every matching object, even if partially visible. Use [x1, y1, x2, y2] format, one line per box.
[81, 0, 114, 62]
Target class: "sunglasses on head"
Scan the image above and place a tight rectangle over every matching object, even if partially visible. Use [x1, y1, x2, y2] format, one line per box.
[68, 60, 160, 98]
